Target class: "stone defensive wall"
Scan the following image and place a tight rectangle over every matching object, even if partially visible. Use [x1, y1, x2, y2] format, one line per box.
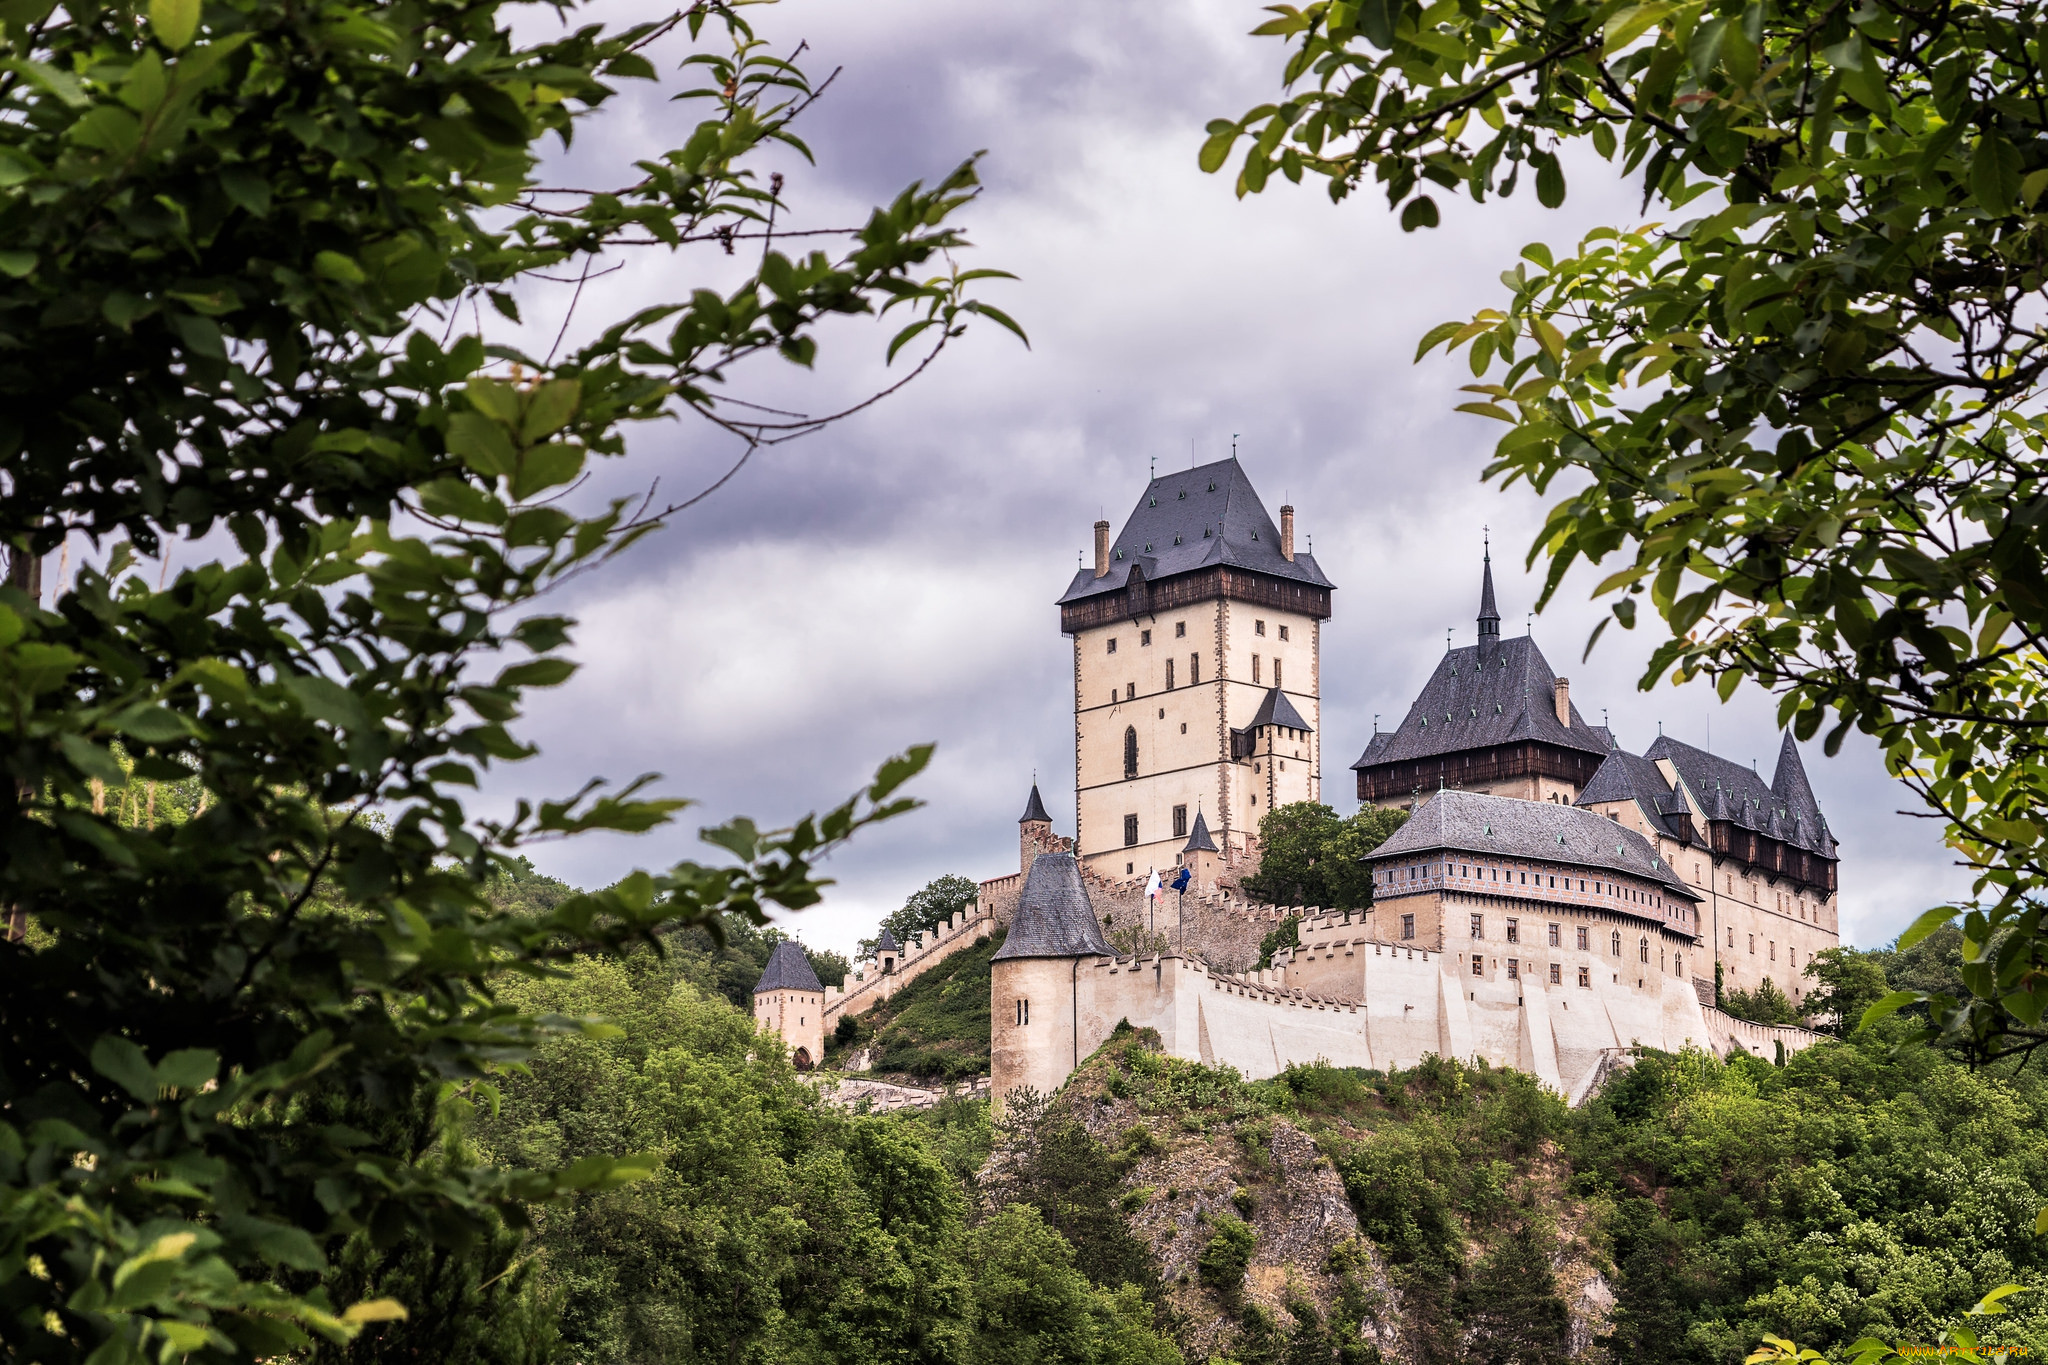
[995, 915, 1831, 1105]
[1698, 1005, 1826, 1063]
[822, 902, 997, 1027]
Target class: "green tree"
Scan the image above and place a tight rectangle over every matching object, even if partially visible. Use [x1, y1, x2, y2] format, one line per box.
[1243, 803, 1406, 908]
[865, 873, 983, 958]
[1454, 1222, 1572, 1365]
[1722, 976, 1802, 1026]
[0, 0, 1019, 1355]
[1213, 0, 2048, 1065]
[1803, 947, 1893, 1036]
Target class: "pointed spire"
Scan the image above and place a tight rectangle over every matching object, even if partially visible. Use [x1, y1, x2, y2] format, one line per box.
[1183, 809, 1219, 854]
[1478, 531, 1501, 641]
[1019, 783, 1052, 825]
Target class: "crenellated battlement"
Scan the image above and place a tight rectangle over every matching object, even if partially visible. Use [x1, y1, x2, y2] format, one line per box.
[823, 898, 998, 1027]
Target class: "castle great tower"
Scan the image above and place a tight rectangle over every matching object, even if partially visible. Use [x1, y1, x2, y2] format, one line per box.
[1056, 458, 1333, 883]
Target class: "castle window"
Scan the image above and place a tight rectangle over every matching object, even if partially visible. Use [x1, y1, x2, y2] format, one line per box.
[1729, 927, 1735, 948]
[1506, 918, 1519, 944]
[1274, 657, 1283, 689]
[1126, 683, 1135, 701]
[1401, 914, 1415, 940]
[1550, 963, 1562, 985]
[1107, 637, 1117, 654]
[1173, 805, 1188, 838]
[1547, 923, 1560, 947]
[1016, 999, 1029, 1025]
[1472, 955, 1484, 976]
[1610, 930, 1621, 956]
[1676, 953, 1684, 977]
[1255, 620, 1266, 636]
[1578, 966, 1591, 988]
[1124, 813, 1139, 846]
[1749, 934, 1755, 953]
[1166, 659, 1176, 689]
[1175, 621, 1187, 638]
[1507, 958, 1519, 979]
[1124, 727, 1138, 780]
[1141, 629, 1152, 646]
[1279, 625, 1290, 641]
[1769, 940, 1776, 961]
[1252, 655, 1261, 684]
[1470, 914, 1484, 939]
[1190, 653, 1201, 685]
[1576, 925, 1588, 950]
[1639, 937, 1649, 963]
[1180, 723, 1187, 734]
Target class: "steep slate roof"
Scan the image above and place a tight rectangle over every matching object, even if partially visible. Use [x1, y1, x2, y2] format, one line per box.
[1370, 789, 1698, 899]
[1057, 457, 1333, 607]
[1247, 687, 1312, 732]
[754, 940, 824, 994]
[1642, 734, 1836, 856]
[992, 853, 1114, 961]
[1019, 783, 1052, 824]
[1350, 634, 1609, 772]
[1576, 748, 1694, 839]
[876, 927, 902, 953]
[1182, 809, 1219, 854]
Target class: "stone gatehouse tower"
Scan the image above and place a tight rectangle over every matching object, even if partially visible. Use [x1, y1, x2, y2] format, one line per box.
[1057, 457, 1333, 886]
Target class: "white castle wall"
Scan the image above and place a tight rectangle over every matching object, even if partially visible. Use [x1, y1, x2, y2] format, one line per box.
[991, 930, 1829, 1106]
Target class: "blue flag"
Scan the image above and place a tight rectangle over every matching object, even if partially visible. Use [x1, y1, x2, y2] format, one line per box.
[1171, 867, 1191, 892]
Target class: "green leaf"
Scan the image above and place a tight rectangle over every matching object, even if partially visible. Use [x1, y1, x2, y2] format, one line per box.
[509, 443, 585, 500]
[1415, 320, 1463, 359]
[1535, 157, 1566, 208]
[219, 166, 271, 216]
[113, 704, 192, 743]
[92, 1036, 160, 1103]
[0, 57, 90, 108]
[171, 313, 226, 359]
[0, 251, 33, 279]
[156, 1049, 218, 1091]
[282, 674, 369, 730]
[519, 378, 581, 443]
[149, 0, 201, 50]
[1400, 195, 1441, 231]
[1896, 903, 1958, 951]
[1971, 131, 2022, 212]
[446, 411, 518, 477]
[495, 658, 577, 689]
[1857, 990, 1921, 1030]
[1198, 125, 1239, 174]
[313, 251, 367, 285]
[58, 733, 128, 785]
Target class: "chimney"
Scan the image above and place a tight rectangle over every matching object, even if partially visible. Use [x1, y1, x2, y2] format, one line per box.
[1554, 677, 1571, 727]
[1093, 520, 1111, 578]
[1279, 506, 1295, 562]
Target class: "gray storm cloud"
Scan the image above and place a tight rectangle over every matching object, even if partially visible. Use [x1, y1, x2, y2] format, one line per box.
[483, 0, 1968, 957]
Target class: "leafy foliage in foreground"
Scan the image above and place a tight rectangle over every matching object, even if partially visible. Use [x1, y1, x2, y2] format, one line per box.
[1213, 0, 2048, 1066]
[0, 0, 1018, 1356]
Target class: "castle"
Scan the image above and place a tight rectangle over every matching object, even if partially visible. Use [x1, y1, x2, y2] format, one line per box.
[759, 459, 1839, 1102]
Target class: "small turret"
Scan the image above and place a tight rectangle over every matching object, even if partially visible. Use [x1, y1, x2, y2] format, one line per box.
[752, 941, 826, 1070]
[1019, 782, 1055, 873]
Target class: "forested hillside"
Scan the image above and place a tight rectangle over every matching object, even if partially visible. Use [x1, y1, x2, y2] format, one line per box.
[309, 914, 2048, 1365]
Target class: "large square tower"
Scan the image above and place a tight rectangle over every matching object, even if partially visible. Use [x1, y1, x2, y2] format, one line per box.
[1057, 458, 1334, 883]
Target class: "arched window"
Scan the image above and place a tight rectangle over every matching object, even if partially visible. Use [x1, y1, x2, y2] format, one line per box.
[1123, 726, 1138, 780]
[1675, 952, 1684, 978]
[1638, 937, 1649, 963]
[1610, 930, 1621, 956]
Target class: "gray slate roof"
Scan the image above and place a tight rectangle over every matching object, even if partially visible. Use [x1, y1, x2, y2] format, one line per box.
[1247, 687, 1312, 732]
[1576, 747, 1694, 840]
[754, 939, 824, 994]
[876, 927, 901, 953]
[992, 853, 1113, 961]
[1182, 809, 1218, 853]
[1019, 783, 1052, 824]
[1370, 789, 1698, 899]
[1641, 733, 1835, 856]
[1351, 633, 1608, 771]
[1057, 457, 1333, 607]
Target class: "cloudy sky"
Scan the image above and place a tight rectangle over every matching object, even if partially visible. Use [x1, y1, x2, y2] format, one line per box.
[475, 0, 1968, 957]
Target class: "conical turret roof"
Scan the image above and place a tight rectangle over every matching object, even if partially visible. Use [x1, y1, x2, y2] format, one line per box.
[992, 853, 1112, 961]
[1182, 809, 1219, 853]
[1019, 783, 1052, 824]
[754, 939, 823, 994]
